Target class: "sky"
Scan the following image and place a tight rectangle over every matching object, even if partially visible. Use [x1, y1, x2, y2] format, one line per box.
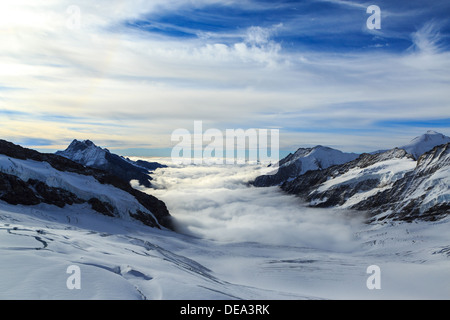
[0, 0, 450, 156]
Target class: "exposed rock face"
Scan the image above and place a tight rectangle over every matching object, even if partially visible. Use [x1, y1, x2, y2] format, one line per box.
[251, 131, 450, 223]
[352, 143, 450, 222]
[280, 145, 450, 222]
[281, 148, 413, 203]
[0, 139, 173, 230]
[56, 139, 166, 188]
[87, 197, 115, 217]
[0, 172, 46, 206]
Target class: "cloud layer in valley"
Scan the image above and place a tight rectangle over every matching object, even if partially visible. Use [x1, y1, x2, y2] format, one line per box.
[141, 161, 364, 252]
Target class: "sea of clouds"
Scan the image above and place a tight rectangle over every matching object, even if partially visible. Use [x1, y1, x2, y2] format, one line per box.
[138, 160, 365, 253]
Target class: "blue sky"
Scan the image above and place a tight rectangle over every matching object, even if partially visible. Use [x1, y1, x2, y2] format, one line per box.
[0, 0, 449, 156]
[126, 0, 448, 53]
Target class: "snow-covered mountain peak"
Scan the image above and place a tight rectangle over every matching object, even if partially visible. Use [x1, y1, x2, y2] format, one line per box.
[279, 142, 450, 222]
[311, 145, 329, 150]
[66, 139, 109, 152]
[56, 139, 167, 188]
[400, 131, 450, 159]
[252, 145, 359, 187]
[57, 139, 108, 168]
[411, 130, 447, 142]
[288, 145, 357, 165]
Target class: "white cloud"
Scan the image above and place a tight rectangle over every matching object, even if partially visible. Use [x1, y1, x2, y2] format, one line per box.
[0, 1, 449, 153]
[142, 163, 363, 252]
[410, 22, 443, 54]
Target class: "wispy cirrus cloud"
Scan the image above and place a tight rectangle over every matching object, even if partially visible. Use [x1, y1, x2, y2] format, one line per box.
[410, 21, 446, 54]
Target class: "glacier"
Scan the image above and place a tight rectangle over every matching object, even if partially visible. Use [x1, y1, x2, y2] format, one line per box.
[1, 160, 449, 300]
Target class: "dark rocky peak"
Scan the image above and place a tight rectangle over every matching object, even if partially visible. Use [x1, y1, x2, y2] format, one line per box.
[66, 139, 97, 151]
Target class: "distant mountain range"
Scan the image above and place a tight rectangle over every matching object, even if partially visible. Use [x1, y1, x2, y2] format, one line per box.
[252, 131, 450, 222]
[0, 139, 173, 230]
[0, 131, 448, 226]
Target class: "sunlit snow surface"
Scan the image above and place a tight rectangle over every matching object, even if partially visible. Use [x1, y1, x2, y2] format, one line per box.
[1, 160, 449, 300]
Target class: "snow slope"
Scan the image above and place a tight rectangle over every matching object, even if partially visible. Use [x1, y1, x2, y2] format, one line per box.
[400, 130, 450, 160]
[285, 146, 359, 174]
[1, 163, 450, 300]
[0, 202, 317, 300]
[0, 154, 154, 221]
